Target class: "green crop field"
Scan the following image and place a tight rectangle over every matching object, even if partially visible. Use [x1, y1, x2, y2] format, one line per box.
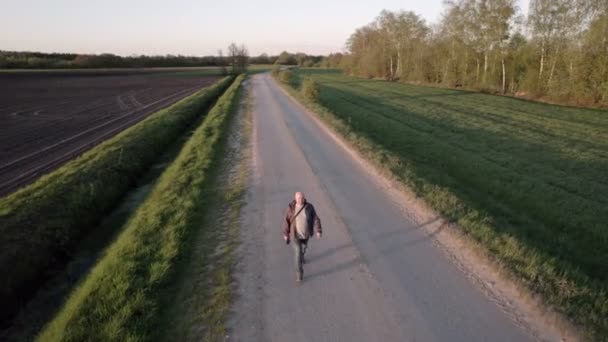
[283, 68, 608, 339]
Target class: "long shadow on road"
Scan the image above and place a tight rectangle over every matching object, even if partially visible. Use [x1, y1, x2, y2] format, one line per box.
[307, 217, 445, 281]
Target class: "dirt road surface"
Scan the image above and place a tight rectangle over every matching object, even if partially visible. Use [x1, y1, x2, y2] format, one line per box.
[229, 74, 551, 342]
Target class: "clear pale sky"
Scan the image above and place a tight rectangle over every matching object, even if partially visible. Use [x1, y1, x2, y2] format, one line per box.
[1, 0, 530, 56]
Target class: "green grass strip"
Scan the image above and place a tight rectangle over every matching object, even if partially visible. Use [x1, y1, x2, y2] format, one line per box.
[36, 75, 245, 342]
[0, 76, 234, 323]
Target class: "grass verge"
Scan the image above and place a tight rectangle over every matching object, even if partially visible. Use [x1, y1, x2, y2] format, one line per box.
[159, 77, 252, 341]
[0, 76, 234, 323]
[272, 70, 608, 341]
[36, 75, 245, 341]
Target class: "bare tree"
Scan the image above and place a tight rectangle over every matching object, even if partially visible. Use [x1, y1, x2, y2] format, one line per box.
[227, 42, 249, 74]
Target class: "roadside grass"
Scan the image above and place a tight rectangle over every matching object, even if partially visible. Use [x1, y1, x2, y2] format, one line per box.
[159, 78, 252, 341]
[0, 76, 234, 324]
[36, 75, 245, 341]
[275, 69, 608, 341]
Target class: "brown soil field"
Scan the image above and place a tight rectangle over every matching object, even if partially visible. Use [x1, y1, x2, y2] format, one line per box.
[0, 70, 220, 196]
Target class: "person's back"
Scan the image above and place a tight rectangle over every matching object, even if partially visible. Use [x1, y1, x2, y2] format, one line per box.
[283, 191, 322, 282]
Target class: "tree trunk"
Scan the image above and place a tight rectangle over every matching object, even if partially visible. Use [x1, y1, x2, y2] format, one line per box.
[511, 72, 515, 93]
[483, 51, 488, 84]
[444, 58, 451, 84]
[382, 42, 388, 79]
[450, 40, 456, 85]
[548, 45, 560, 88]
[464, 50, 469, 85]
[389, 55, 394, 81]
[501, 53, 507, 94]
[539, 40, 545, 82]
[396, 48, 402, 79]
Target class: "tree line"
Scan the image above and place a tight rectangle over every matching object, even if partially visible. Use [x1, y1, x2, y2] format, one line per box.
[0, 49, 322, 70]
[0, 51, 227, 69]
[249, 51, 323, 66]
[323, 0, 608, 106]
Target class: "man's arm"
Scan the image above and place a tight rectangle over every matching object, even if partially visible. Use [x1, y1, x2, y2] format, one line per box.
[283, 207, 291, 238]
[311, 204, 322, 236]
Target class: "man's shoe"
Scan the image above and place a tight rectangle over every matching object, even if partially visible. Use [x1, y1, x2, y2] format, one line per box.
[296, 271, 303, 282]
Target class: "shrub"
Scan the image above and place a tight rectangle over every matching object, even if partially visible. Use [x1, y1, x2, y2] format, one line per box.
[301, 78, 320, 101]
[271, 65, 280, 78]
[278, 70, 293, 84]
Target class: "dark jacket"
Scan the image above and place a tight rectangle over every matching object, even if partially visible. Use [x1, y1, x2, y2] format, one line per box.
[283, 199, 322, 240]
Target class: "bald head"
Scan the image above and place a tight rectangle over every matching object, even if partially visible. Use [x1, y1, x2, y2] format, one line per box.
[294, 191, 305, 205]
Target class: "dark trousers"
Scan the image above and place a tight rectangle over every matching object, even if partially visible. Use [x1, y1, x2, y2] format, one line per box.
[293, 238, 308, 273]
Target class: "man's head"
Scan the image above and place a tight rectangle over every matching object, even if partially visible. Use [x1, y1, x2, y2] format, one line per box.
[294, 191, 305, 205]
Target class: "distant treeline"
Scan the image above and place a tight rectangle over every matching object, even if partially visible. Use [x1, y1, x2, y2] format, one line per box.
[0, 51, 227, 69]
[321, 0, 608, 107]
[0, 50, 323, 69]
[250, 51, 324, 66]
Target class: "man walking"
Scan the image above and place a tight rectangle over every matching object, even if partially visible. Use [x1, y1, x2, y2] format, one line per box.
[283, 192, 322, 282]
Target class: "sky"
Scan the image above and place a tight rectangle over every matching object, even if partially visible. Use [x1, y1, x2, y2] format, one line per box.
[0, 0, 530, 57]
